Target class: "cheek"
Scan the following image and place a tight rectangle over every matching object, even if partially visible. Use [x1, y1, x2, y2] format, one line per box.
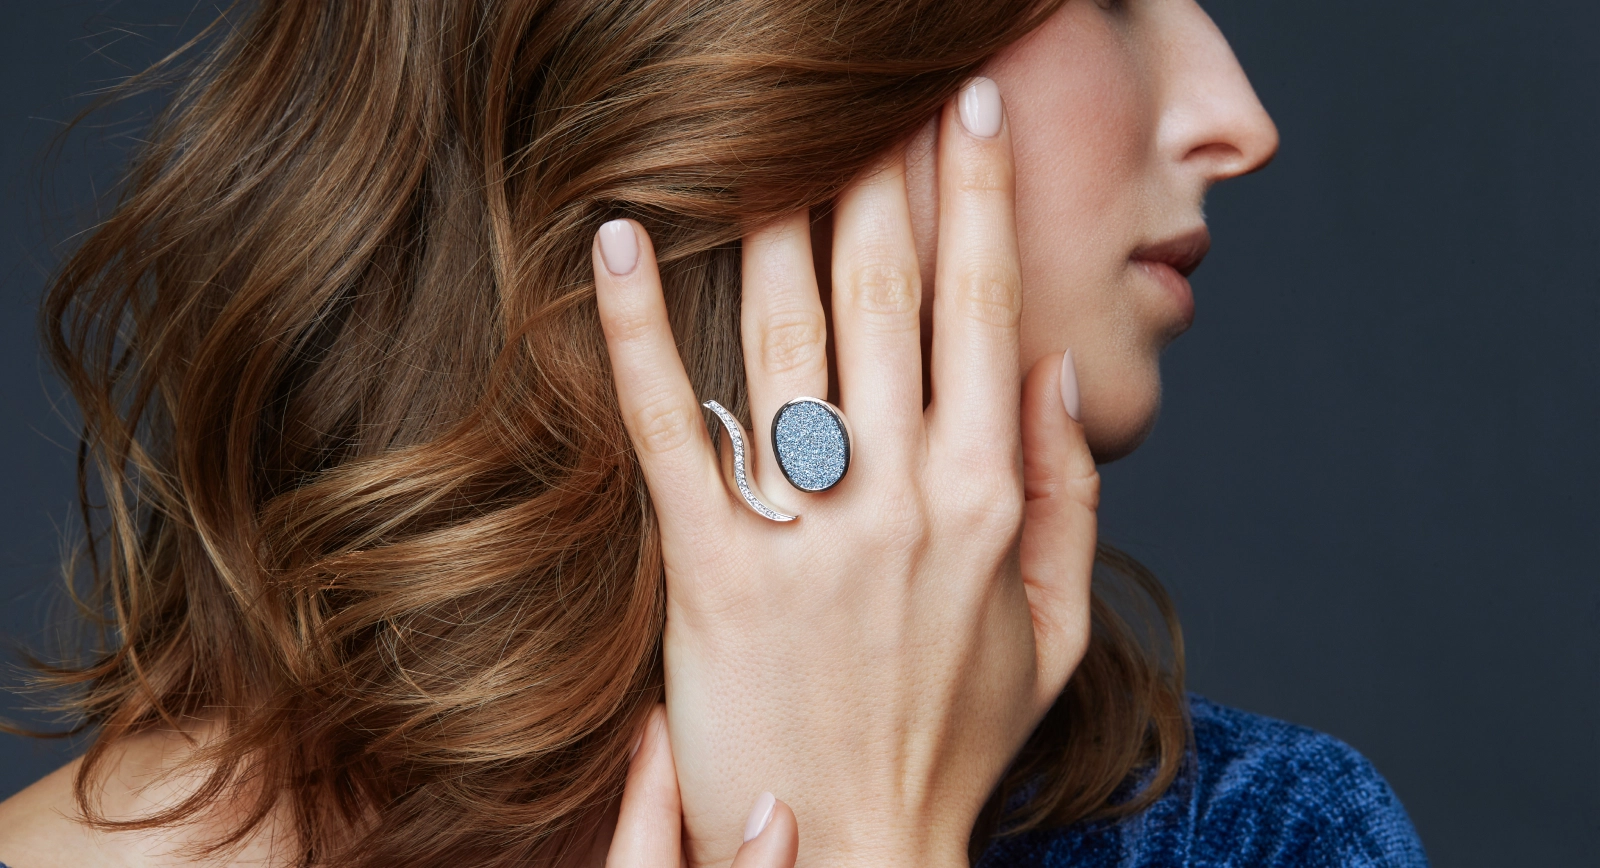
[982, 11, 1163, 458]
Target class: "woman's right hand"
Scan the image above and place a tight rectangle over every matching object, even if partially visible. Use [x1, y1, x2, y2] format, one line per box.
[607, 705, 799, 868]
[592, 79, 1099, 868]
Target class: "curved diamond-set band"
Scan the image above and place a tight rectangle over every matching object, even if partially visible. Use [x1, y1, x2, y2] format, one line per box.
[703, 400, 795, 522]
[703, 397, 853, 522]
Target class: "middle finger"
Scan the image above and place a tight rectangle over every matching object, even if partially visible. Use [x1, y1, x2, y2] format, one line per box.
[741, 211, 830, 500]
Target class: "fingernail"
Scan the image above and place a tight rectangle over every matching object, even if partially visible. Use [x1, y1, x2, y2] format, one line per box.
[1060, 349, 1081, 422]
[742, 792, 776, 843]
[628, 722, 646, 760]
[958, 77, 1003, 138]
[598, 219, 640, 275]
[629, 709, 660, 760]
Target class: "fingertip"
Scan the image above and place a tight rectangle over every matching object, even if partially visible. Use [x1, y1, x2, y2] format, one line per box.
[742, 791, 776, 843]
[1022, 352, 1070, 428]
[597, 218, 641, 276]
[628, 704, 669, 770]
[731, 796, 799, 868]
[1060, 349, 1081, 423]
[1022, 351, 1095, 498]
[607, 705, 681, 867]
[958, 76, 1004, 139]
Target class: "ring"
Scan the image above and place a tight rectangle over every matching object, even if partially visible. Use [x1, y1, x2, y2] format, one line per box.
[703, 400, 796, 522]
[770, 397, 851, 493]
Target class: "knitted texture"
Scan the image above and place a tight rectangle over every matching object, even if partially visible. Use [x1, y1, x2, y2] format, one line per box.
[978, 695, 1429, 868]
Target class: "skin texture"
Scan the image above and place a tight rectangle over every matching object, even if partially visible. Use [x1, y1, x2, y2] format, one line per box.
[906, 0, 1278, 458]
[0, 1, 1275, 865]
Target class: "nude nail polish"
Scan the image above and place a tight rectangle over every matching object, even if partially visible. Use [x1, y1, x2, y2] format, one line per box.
[743, 792, 776, 842]
[1060, 349, 1082, 422]
[598, 219, 639, 275]
[958, 77, 1003, 138]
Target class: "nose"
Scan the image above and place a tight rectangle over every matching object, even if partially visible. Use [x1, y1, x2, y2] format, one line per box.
[1157, 1, 1280, 185]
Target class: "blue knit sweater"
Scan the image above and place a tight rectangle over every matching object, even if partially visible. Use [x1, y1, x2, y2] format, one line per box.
[977, 695, 1428, 867]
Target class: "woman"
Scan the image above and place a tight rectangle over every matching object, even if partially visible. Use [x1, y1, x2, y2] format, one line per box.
[0, 0, 1425, 866]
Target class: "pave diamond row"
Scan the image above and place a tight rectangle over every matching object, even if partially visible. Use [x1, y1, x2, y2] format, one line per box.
[703, 400, 797, 522]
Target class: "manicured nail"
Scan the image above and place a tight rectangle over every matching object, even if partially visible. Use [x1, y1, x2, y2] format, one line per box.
[598, 219, 640, 276]
[1060, 349, 1081, 422]
[958, 77, 1003, 138]
[743, 792, 776, 842]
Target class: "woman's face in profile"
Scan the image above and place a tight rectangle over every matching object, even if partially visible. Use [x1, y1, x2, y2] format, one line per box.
[909, 0, 1279, 460]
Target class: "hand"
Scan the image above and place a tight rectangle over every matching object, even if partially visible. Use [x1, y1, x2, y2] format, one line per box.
[592, 79, 1097, 868]
[606, 705, 799, 868]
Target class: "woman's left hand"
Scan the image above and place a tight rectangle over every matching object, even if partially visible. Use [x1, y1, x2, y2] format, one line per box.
[606, 705, 799, 868]
[593, 79, 1097, 868]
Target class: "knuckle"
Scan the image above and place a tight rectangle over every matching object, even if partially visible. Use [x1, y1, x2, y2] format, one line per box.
[1025, 462, 1100, 511]
[605, 303, 658, 346]
[1066, 467, 1102, 512]
[631, 395, 695, 457]
[864, 484, 932, 547]
[943, 473, 1025, 536]
[1032, 467, 1100, 512]
[951, 263, 1022, 329]
[759, 310, 827, 375]
[955, 154, 1015, 197]
[844, 261, 920, 317]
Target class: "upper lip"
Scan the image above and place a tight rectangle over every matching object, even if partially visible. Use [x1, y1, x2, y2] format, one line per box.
[1131, 227, 1212, 278]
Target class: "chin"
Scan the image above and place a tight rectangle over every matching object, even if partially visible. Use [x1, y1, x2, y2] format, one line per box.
[1083, 367, 1162, 464]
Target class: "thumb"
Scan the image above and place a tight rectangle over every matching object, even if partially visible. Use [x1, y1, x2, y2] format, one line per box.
[1019, 350, 1099, 715]
[606, 706, 799, 868]
[730, 792, 800, 868]
[606, 706, 682, 867]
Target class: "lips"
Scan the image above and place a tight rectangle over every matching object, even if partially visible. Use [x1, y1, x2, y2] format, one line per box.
[1130, 226, 1212, 277]
[1129, 226, 1210, 332]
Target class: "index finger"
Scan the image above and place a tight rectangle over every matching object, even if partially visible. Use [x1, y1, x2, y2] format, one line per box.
[928, 77, 1023, 456]
[592, 219, 725, 529]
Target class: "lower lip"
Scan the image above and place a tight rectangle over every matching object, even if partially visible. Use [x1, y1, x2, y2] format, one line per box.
[1133, 259, 1195, 329]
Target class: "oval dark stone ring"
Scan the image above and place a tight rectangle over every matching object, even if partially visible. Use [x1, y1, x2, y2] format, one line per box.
[771, 397, 852, 493]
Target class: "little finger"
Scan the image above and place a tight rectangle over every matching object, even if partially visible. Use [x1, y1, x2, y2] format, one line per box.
[929, 77, 1024, 461]
[1018, 352, 1097, 712]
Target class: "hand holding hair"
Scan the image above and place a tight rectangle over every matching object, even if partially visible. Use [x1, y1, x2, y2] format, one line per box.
[593, 79, 1098, 868]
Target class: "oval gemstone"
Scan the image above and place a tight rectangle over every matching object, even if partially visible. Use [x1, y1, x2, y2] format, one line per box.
[772, 399, 850, 492]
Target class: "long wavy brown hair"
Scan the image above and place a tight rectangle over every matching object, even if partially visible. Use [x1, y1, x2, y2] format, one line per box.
[29, 0, 1188, 864]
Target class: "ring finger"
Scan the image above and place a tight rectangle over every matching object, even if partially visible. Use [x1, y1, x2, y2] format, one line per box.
[829, 151, 925, 470]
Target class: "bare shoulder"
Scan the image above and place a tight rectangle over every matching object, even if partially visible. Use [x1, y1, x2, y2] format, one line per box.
[0, 727, 292, 868]
[0, 756, 130, 868]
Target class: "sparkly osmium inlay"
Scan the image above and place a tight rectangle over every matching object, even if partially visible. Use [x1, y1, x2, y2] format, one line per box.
[772, 398, 850, 492]
[702, 400, 796, 522]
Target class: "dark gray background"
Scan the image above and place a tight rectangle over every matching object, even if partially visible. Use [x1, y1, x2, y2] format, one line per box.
[2, 1, 1596, 865]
